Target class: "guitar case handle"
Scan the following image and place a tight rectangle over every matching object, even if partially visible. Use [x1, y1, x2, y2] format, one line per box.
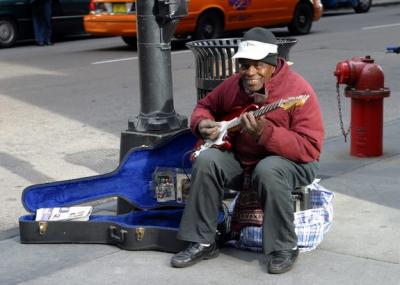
[109, 225, 128, 243]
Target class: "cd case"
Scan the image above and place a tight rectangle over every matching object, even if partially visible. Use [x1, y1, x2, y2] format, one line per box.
[152, 167, 191, 203]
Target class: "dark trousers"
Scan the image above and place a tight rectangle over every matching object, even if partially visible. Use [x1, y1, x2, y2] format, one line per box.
[32, 0, 52, 45]
[177, 148, 318, 254]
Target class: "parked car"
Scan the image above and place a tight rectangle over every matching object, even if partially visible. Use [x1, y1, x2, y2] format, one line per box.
[0, 0, 90, 48]
[84, 0, 323, 47]
[321, 0, 372, 13]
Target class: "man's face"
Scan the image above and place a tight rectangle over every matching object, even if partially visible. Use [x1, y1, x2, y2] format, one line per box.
[238, 59, 276, 93]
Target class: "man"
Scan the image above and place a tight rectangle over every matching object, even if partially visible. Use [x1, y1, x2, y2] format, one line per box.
[171, 27, 324, 274]
[31, 0, 53, 46]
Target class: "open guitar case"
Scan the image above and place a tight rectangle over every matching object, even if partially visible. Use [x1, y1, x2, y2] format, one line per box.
[19, 129, 225, 253]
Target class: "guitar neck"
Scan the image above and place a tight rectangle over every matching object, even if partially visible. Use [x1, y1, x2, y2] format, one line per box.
[226, 100, 283, 130]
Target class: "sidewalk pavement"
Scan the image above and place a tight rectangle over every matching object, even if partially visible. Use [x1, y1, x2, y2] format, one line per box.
[369, 0, 400, 6]
[1, 118, 399, 285]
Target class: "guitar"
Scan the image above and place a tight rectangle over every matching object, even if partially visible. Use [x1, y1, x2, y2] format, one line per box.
[192, 95, 310, 158]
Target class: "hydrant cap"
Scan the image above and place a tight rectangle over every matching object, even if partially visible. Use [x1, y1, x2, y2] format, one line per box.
[362, 55, 374, 63]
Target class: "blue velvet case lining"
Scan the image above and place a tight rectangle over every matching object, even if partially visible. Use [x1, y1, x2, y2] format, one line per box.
[20, 129, 197, 223]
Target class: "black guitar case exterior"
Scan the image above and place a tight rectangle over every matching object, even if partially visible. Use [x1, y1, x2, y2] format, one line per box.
[19, 129, 224, 253]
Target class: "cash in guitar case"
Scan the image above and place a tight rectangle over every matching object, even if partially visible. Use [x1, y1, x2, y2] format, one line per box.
[19, 129, 224, 253]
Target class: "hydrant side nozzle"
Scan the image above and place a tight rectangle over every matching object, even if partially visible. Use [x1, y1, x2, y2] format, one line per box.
[334, 61, 352, 85]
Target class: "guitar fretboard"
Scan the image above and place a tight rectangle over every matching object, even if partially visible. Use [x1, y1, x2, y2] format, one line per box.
[252, 99, 283, 118]
[226, 99, 283, 130]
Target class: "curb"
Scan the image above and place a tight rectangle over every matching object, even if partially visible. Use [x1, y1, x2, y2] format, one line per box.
[373, 1, 400, 6]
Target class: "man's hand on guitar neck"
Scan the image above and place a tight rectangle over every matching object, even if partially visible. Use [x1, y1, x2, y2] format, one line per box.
[198, 119, 221, 141]
[241, 112, 267, 140]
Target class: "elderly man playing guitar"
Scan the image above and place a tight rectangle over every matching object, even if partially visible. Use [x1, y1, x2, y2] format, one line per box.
[171, 27, 324, 274]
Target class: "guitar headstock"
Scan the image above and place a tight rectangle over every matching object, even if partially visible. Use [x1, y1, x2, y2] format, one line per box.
[279, 95, 310, 111]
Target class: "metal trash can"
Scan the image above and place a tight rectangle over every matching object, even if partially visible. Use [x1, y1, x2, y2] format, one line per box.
[186, 37, 298, 100]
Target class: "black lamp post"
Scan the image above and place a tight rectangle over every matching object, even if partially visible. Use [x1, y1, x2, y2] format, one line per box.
[118, 0, 188, 213]
[120, 0, 189, 160]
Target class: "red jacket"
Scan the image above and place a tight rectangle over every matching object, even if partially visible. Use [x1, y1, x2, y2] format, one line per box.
[190, 58, 324, 165]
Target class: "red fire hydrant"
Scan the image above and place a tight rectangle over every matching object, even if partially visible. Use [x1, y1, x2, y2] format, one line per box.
[334, 55, 390, 157]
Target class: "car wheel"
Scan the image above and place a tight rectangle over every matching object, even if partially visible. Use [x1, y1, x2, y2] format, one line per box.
[354, 0, 371, 13]
[288, 2, 313, 35]
[121, 36, 137, 48]
[0, 18, 18, 48]
[194, 10, 223, 40]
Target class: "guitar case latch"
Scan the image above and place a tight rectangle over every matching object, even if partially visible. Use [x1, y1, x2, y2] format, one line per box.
[136, 227, 145, 241]
[38, 221, 48, 235]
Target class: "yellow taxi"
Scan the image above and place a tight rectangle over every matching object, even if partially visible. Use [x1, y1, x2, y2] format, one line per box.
[84, 0, 323, 47]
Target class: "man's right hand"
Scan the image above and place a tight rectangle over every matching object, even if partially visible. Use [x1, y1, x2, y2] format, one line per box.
[198, 119, 221, 140]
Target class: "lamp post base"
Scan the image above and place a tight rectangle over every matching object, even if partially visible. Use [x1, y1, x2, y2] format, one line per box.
[118, 127, 189, 214]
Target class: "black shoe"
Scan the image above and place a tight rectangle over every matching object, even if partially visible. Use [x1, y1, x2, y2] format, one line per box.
[45, 42, 53, 46]
[267, 248, 299, 274]
[171, 242, 219, 268]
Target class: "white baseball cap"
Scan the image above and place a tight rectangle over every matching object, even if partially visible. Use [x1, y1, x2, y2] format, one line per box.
[232, 27, 278, 66]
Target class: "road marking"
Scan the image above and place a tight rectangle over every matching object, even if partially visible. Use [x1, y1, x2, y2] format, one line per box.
[92, 57, 138, 65]
[91, 50, 192, 65]
[362, 23, 400, 30]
